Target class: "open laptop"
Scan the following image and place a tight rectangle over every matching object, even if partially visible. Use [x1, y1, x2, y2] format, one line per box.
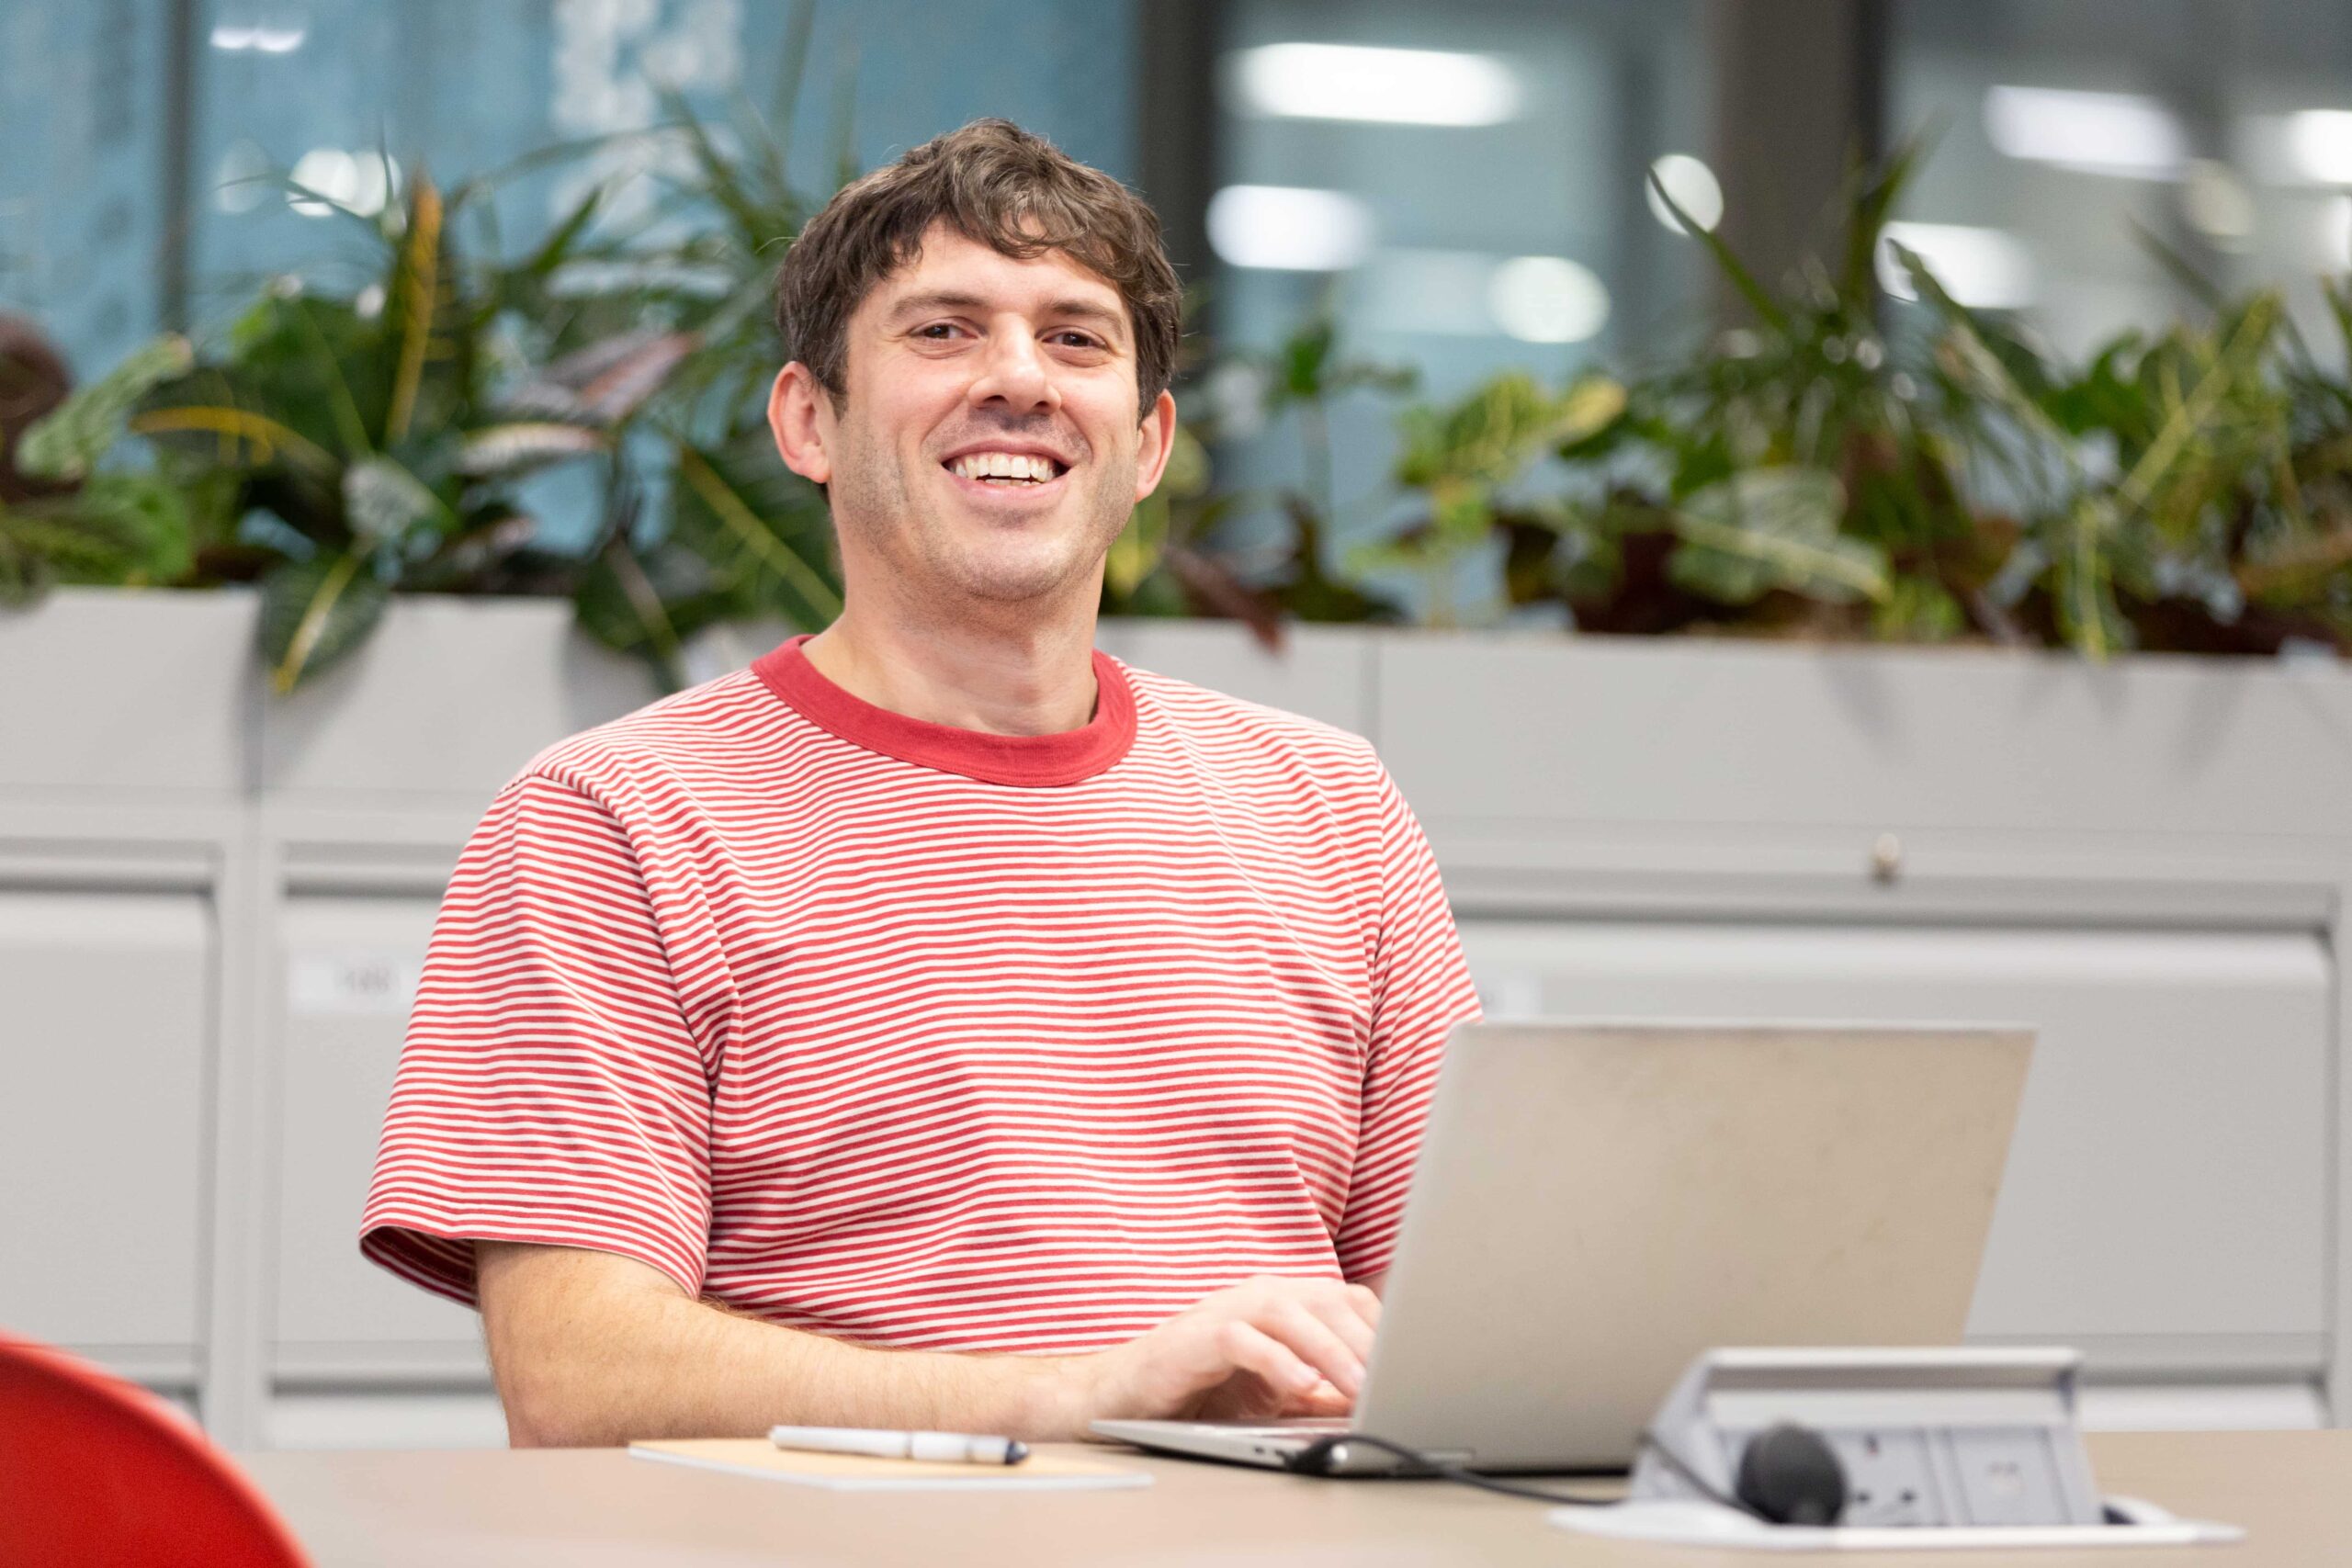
[1092, 1020, 2033, 1473]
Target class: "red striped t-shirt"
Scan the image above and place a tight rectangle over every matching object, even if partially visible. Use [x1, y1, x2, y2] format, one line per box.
[360, 634, 1480, 1352]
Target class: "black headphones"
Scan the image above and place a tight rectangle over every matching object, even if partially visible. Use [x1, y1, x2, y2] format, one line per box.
[1731, 1422, 1849, 1526]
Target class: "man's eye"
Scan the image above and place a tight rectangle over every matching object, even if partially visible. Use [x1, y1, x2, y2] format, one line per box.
[1050, 333, 1103, 349]
[915, 322, 963, 340]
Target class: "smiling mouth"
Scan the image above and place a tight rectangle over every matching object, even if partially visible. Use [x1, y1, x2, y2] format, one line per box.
[944, 450, 1070, 487]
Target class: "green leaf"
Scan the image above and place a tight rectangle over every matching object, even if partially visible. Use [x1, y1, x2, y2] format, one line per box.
[0, 508, 128, 586]
[1839, 132, 1929, 308]
[343, 456, 449, 545]
[1396, 372, 1586, 490]
[361, 170, 486, 455]
[575, 534, 733, 689]
[1668, 467, 1891, 604]
[768, 0, 819, 155]
[1648, 168, 1790, 334]
[669, 437, 841, 626]
[0, 468, 198, 593]
[501, 330, 697, 425]
[1106, 493, 1170, 601]
[1557, 377, 1628, 447]
[17, 335, 194, 481]
[127, 401, 340, 477]
[1872, 574, 1966, 641]
[258, 551, 390, 693]
[2110, 293, 2280, 519]
[456, 422, 608, 478]
[1278, 318, 1336, 402]
[2044, 497, 2134, 659]
[63, 475, 198, 582]
[522, 183, 606, 279]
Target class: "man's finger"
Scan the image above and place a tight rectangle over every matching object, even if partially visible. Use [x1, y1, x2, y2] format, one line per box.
[1303, 1292, 1377, 1365]
[1253, 1298, 1366, 1396]
[1281, 1378, 1355, 1419]
[1217, 1319, 1325, 1396]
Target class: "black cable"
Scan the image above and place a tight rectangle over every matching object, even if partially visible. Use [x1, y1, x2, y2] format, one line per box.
[1288, 1429, 1770, 1523]
[1634, 1426, 1763, 1518]
[1287, 1433, 1612, 1505]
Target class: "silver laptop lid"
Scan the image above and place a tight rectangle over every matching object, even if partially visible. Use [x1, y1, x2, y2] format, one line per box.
[1354, 1020, 2033, 1470]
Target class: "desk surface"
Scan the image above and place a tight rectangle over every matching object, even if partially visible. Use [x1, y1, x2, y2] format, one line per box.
[240, 1430, 2343, 1567]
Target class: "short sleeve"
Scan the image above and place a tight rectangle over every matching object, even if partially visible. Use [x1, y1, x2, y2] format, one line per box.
[359, 771, 715, 1307]
[1333, 762, 1482, 1282]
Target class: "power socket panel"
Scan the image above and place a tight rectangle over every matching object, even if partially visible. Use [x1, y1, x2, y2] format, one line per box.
[1793, 1426, 2076, 1528]
[1817, 1427, 1942, 1528]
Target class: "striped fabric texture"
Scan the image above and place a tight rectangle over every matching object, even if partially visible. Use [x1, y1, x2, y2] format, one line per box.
[361, 635, 1480, 1353]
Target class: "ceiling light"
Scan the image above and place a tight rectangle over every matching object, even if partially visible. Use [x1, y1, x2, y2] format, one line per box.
[209, 23, 306, 52]
[1227, 42, 1521, 127]
[1983, 86, 2185, 180]
[2286, 110, 2352, 184]
[1207, 185, 1374, 272]
[287, 149, 398, 220]
[1646, 152, 1724, 233]
[1488, 256, 1610, 344]
[1879, 222, 2034, 310]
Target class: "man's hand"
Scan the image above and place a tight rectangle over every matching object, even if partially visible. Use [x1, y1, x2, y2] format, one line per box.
[1075, 1276, 1382, 1424]
[475, 1243, 1385, 1445]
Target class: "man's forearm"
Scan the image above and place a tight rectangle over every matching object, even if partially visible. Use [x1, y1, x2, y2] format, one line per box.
[479, 1243, 1085, 1448]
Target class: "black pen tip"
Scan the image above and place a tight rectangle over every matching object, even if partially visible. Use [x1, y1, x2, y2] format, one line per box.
[1006, 1440, 1030, 1464]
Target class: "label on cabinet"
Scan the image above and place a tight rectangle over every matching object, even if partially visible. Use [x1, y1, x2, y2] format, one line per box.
[1475, 971, 1544, 1021]
[287, 948, 421, 1018]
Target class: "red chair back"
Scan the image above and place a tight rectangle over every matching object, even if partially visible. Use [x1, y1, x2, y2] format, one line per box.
[0, 1331, 310, 1567]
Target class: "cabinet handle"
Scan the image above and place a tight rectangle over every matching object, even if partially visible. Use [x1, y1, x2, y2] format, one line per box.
[1871, 832, 1904, 883]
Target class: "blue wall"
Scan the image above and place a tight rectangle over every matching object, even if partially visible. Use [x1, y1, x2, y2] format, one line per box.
[0, 0, 1140, 381]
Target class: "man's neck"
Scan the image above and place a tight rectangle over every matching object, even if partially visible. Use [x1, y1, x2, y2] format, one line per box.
[799, 604, 1102, 737]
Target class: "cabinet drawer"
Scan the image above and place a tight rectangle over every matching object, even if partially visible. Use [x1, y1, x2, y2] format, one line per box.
[0, 892, 209, 1348]
[273, 895, 486, 1372]
[1457, 920, 2331, 1349]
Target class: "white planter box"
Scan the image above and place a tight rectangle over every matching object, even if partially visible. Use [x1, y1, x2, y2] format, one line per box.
[1097, 618, 1376, 735]
[1374, 632, 2352, 842]
[0, 586, 254, 798]
[261, 594, 662, 807]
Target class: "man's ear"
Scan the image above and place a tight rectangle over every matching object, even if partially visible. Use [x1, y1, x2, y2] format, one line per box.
[1131, 388, 1179, 503]
[769, 362, 834, 485]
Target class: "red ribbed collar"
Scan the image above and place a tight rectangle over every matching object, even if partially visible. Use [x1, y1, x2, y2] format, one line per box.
[752, 634, 1135, 787]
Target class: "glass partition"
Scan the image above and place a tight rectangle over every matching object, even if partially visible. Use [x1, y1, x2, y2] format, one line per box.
[1890, 0, 2352, 358]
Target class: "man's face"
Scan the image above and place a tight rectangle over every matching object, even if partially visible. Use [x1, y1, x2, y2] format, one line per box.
[773, 222, 1176, 616]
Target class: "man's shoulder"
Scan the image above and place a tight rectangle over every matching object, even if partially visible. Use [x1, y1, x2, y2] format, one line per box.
[1118, 658, 1383, 776]
[503, 666, 778, 807]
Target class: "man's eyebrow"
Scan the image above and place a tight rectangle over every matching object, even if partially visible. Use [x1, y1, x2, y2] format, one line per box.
[886, 289, 1128, 337]
[885, 289, 989, 320]
[1040, 298, 1127, 334]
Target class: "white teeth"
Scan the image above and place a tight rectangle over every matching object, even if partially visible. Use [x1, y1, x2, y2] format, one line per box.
[950, 451, 1059, 482]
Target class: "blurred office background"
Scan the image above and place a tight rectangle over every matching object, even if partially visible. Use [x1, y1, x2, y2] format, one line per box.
[8, 0, 2352, 1452]
[13, 3, 2352, 417]
[15, 1, 2352, 587]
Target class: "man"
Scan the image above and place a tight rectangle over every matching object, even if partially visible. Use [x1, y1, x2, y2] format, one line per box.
[361, 119, 1480, 1448]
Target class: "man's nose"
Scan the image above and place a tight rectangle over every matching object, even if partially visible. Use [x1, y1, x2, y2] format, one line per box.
[968, 321, 1059, 414]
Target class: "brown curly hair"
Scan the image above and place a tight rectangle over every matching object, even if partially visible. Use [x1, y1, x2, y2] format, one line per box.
[773, 118, 1182, 413]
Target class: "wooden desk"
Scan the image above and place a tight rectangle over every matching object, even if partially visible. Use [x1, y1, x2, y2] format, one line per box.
[240, 1430, 2343, 1566]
